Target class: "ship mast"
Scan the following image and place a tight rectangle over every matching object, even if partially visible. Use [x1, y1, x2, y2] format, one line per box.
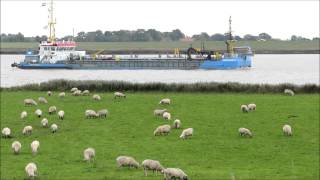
[48, 0, 56, 43]
[225, 16, 235, 55]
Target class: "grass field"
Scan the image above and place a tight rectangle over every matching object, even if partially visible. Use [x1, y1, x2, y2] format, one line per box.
[0, 91, 319, 179]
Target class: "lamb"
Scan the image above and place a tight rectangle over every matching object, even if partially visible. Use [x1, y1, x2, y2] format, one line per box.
[82, 90, 90, 96]
[11, 141, 22, 154]
[283, 124, 293, 136]
[38, 97, 48, 104]
[83, 147, 95, 162]
[58, 110, 65, 120]
[51, 123, 58, 133]
[35, 109, 42, 118]
[154, 109, 167, 117]
[248, 103, 256, 111]
[154, 125, 171, 136]
[162, 112, 171, 120]
[241, 105, 249, 113]
[97, 109, 108, 118]
[47, 91, 52, 96]
[284, 89, 295, 96]
[85, 110, 99, 118]
[162, 168, 188, 180]
[31, 140, 40, 155]
[239, 128, 253, 137]
[48, 106, 57, 114]
[24, 99, 37, 106]
[92, 94, 101, 101]
[2, 127, 11, 138]
[70, 87, 78, 93]
[23, 126, 33, 135]
[59, 92, 66, 98]
[116, 156, 139, 168]
[25, 162, 37, 179]
[41, 118, 48, 127]
[114, 92, 126, 99]
[159, 98, 171, 105]
[180, 128, 194, 139]
[72, 90, 82, 96]
[142, 159, 164, 176]
[173, 119, 181, 129]
[21, 111, 27, 120]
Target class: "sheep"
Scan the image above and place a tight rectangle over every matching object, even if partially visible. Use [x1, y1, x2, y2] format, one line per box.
[38, 97, 48, 104]
[82, 90, 90, 96]
[173, 119, 181, 129]
[31, 140, 40, 155]
[85, 110, 99, 118]
[70, 87, 78, 93]
[48, 106, 57, 114]
[283, 124, 293, 136]
[114, 92, 126, 99]
[24, 99, 37, 106]
[83, 147, 95, 162]
[2, 127, 11, 138]
[248, 103, 256, 111]
[41, 118, 48, 127]
[154, 109, 167, 117]
[116, 156, 139, 168]
[21, 111, 27, 120]
[159, 98, 171, 105]
[47, 91, 52, 96]
[162, 168, 188, 180]
[142, 159, 164, 176]
[154, 125, 171, 136]
[11, 141, 22, 154]
[72, 90, 82, 96]
[239, 128, 253, 137]
[22, 126, 32, 135]
[51, 124, 58, 133]
[284, 89, 295, 96]
[25, 162, 37, 179]
[35, 109, 42, 118]
[180, 128, 194, 139]
[241, 105, 249, 113]
[59, 92, 66, 98]
[58, 110, 65, 120]
[162, 112, 171, 120]
[97, 109, 108, 118]
[92, 94, 101, 101]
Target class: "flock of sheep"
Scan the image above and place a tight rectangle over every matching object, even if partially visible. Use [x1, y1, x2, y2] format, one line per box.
[1, 88, 296, 179]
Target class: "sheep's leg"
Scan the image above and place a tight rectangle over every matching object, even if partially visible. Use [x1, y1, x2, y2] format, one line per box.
[144, 168, 147, 176]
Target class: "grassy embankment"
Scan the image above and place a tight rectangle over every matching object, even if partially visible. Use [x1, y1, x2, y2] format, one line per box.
[1, 91, 319, 179]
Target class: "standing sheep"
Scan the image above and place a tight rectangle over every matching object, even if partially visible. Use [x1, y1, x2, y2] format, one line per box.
[114, 92, 126, 99]
[116, 156, 139, 168]
[31, 140, 40, 155]
[48, 106, 57, 114]
[284, 89, 295, 96]
[22, 126, 33, 135]
[70, 87, 78, 93]
[154, 109, 167, 117]
[162, 168, 188, 180]
[72, 90, 82, 96]
[24, 99, 37, 106]
[248, 103, 256, 111]
[83, 147, 95, 162]
[85, 110, 99, 118]
[2, 127, 11, 138]
[97, 109, 109, 118]
[51, 124, 58, 133]
[59, 92, 66, 98]
[92, 94, 101, 101]
[41, 118, 48, 128]
[241, 105, 249, 113]
[21, 111, 27, 120]
[283, 124, 293, 136]
[58, 110, 65, 120]
[25, 162, 37, 179]
[35, 109, 42, 118]
[159, 98, 171, 105]
[162, 112, 171, 120]
[173, 119, 181, 129]
[47, 91, 52, 96]
[180, 128, 194, 139]
[82, 90, 90, 96]
[12, 141, 22, 154]
[239, 128, 253, 137]
[142, 159, 164, 176]
[38, 97, 48, 104]
[154, 125, 171, 136]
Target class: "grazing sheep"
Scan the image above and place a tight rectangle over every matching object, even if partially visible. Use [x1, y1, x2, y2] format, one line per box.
[116, 156, 139, 168]
[283, 124, 293, 136]
[70, 87, 78, 93]
[41, 118, 48, 127]
[114, 92, 126, 99]
[12, 141, 22, 154]
[162, 168, 188, 180]
[239, 128, 253, 137]
[21, 111, 27, 120]
[72, 90, 82, 96]
[47, 91, 52, 96]
[85, 110, 99, 118]
[51, 124, 58, 133]
[58, 110, 65, 120]
[48, 106, 57, 114]
[92, 94, 101, 101]
[248, 103, 256, 111]
[97, 109, 108, 118]
[2, 127, 11, 138]
[31, 140, 40, 155]
[35, 109, 42, 118]
[25, 162, 37, 179]
[82, 90, 90, 96]
[173, 119, 181, 129]
[154, 109, 167, 117]
[154, 125, 171, 136]
[162, 112, 171, 120]
[83, 148, 95, 162]
[241, 105, 249, 113]
[22, 126, 32, 135]
[24, 99, 37, 106]
[38, 97, 48, 104]
[59, 92, 66, 98]
[284, 89, 295, 96]
[180, 128, 194, 139]
[142, 159, 164, 176]
[159, 98, 171, 105]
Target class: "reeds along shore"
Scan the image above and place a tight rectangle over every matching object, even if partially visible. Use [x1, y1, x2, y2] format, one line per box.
[1, 80, 319, 93]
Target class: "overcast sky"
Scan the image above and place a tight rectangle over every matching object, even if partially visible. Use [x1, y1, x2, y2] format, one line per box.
[1, 1, 319, 40]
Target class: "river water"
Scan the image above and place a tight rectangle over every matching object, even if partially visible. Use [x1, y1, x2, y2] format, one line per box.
[0, 54, 319, 87]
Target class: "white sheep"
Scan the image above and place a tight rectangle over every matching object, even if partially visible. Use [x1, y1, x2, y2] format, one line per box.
[83, 147, 95, 162]
[116, 156, 139, 168]
[154, 109, 167, 117]
[11, 141, 22, 154]
[47, 91, 52, 96]
[142, 159, 164, 176]
[284, 89, 295, 96]
[239, 128, 253, 137]
[97, 109, 108, 118]
[92, 94, 101, 101]
[41, 118, 48, 127]
[2, 127, 11, 138]
[59, 92, 66, 98]
[35, 109, 42, 118]
[114, 92, 126, 99]
[58, 110, 65, 120]
[48, 106, 57, 114]
[38, 97, 48, 104]
[70, 87, 78, 93]
[248, 103, 256, 111]
[283, 124, 293, 136]
[162, 112, 171, 120]
[173, 119, 181, 129]
[85, 110, 99, 118]
[180, 128, 194, 139]
[51, 124, 58, 133]
[162, 168, 188, 180]
[31, 140, 40, 155]
[241, 105, 249, 113]
[25, 162, 37, 179]
[82, 90, 90, 96]
[159, 98, 171, 105]
[23, 126, 33, 135]
[24, 99, 37, 106]
[72, 90, 82, 96]
[21, 111, 27, 120]
[154, 125, 171, 136]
